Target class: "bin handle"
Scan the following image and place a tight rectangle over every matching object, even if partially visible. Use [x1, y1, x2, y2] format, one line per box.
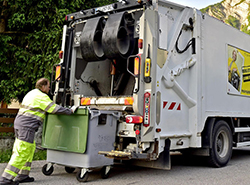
[112, 112, 120, 119]
[89, 109, 101, 120]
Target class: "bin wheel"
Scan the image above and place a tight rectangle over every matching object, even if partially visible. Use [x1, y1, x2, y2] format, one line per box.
[101, 165, 111, 179]
[65, 167, 75, 173]
[76, 169, 89, 182]
[42, 163, 54, 176]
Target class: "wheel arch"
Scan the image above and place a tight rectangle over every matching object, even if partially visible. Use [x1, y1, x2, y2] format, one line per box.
[201, 117, 234, 149]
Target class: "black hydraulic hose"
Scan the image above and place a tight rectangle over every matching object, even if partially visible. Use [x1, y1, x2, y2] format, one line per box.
[175, 19, 196, 54]
[62, 28, 74, 106]
[89, 80, 102, 96]
[80, 78, 102, 96]
[175, 30, 193, 54]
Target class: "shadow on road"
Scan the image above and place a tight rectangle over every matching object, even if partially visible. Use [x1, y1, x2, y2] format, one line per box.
[231, 148, 250, 161]
[43, 148, 250, 183]
[107, 147, 250, 177]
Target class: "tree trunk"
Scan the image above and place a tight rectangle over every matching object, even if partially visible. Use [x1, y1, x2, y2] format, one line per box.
[0, 0, 8, 33]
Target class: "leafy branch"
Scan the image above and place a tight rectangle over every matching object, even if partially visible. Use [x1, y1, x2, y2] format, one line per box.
[0, 0, 113, 103]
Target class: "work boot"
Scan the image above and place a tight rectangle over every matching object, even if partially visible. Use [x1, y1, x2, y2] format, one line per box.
[14, 175, 34, 183]
[0, 177, 19, 185]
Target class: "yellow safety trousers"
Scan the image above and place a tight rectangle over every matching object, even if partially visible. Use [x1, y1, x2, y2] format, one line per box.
[2, 138, 36, 180]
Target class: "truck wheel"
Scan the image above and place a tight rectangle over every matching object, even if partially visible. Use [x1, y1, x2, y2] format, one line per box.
[208, 120, 232, 167]
[65, 167, 75, 173]
[42, 164, 54, 176]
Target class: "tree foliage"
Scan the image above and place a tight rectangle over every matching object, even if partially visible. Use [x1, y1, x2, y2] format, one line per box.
[225, 15, 241, 29]
[0, 0, 112, 103]
[241, 15, 250, 35]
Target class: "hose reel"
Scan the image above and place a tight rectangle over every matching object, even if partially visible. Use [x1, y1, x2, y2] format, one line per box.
[102, 12, 135, 59]
[80, 16, 106, 61]
[80, 12, 135, 61]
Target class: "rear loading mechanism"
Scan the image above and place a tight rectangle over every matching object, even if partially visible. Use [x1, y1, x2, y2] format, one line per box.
[52, 6, 144, 105]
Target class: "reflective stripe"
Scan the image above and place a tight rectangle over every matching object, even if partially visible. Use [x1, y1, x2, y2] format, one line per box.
[20, 164, 31, 171]
[52, 104, 60, 113]
[2, 171, 16, 180]
[20, 166, 31, 171]
[45, 102, 55, 112]
[19, 169, 30, 175]
[6, 164, 20, 174]
[17, 111, 44, 122]
[20, 104, 46, 115]
[24, 162, 32, 167]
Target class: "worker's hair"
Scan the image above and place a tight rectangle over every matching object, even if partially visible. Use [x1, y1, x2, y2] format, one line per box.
[35, 78, 49, 90]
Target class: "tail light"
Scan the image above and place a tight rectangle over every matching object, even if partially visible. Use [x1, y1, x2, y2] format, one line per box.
[134, 57, 140, 76]
[135, 129, 140, 135]
[143, 92, 150, 127]
[156, 128, 161, 133]
[138, 39, 143, 49]
[55, 65, 61, 81]
[133, 54, 141, 77]
[59, 50, 63, 59]
[126, 115, 143, 124]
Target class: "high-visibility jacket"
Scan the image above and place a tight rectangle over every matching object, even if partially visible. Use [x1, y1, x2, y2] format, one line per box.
[14, 88, 72, 131]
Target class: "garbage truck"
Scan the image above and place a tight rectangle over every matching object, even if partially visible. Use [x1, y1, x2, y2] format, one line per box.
[41, 0, 250, 182]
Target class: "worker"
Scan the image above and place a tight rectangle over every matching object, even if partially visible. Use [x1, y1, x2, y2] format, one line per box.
[0, 78, 77, 185]
[228, 49, 241, 91]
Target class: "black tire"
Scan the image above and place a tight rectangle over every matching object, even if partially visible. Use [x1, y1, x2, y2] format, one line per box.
[76, 170, 89, 182]
[42, 164, 54, 176]
[208, 120, 233, 167]
[100, 166, 111, 179]
[65, 167, 75, 173]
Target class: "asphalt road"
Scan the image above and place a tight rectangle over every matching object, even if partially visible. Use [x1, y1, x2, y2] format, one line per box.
[1, 148, 250, 185]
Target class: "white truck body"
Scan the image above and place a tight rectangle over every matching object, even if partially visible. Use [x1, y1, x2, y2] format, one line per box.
[52, 0, 250, 171]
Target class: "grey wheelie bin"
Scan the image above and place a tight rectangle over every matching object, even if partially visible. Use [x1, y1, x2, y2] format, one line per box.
[41, 107, 120, 182]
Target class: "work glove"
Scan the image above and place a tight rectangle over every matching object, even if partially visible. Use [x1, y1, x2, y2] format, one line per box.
[71, 105, 79, 113]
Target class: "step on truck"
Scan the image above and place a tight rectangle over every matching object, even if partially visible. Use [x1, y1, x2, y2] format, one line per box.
[42, 0, 250, 182]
